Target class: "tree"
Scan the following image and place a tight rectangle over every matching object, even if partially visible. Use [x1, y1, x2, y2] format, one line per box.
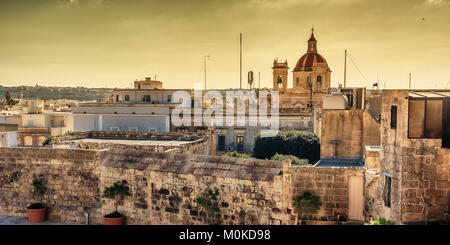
[4, 91, 17, 105]
[253, 131, 320, 163]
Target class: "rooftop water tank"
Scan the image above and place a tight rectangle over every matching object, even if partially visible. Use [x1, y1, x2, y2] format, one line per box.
[322, 94, 348, 110]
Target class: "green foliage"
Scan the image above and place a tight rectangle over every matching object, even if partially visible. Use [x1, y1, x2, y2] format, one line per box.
[223, 151, 251, 159]
[3, 91, 18, 105]
[42, 131, 82, 146]
[195, 188, 220, 214]
[365, 217, 396, 225]
[0, 86, 112, 101]
[253, 131, 320, 163]
[270, 153, 310, 165]
[63, 130, 81, 136]
[293, 191, 322, 216]
[104, 180, 131, 200]
[31, 178, 47, 198]
[42, 136, 54, 146]
[104, 180, 131, 213]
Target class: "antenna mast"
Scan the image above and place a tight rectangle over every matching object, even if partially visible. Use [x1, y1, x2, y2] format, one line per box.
[240, 33, 242, 89]
[344, 50, 347, 88]
[409, 73, 412, 90]
[204, 55, 210, 90]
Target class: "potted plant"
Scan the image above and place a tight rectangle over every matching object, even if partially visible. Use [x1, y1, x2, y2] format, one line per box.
[103, 180, 131, 225]
[293, 191, 322, 224]
[27, 177, 47, 223]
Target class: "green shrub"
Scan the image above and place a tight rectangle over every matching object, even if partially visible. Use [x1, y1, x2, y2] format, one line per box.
[63, 130, 81, 136]
[103, 180, 131, 216]
[293, 191, 322, 216]
[253, 131, 320, 163]
[195, 188, 220, 214]
[365, 217, 396, 225]
[31, 178, 47, 197]
[223, 151, 251, 159]
[28, 177, 47, 209]
[271, 153, 310, 165]
[42, 136, 54, 146]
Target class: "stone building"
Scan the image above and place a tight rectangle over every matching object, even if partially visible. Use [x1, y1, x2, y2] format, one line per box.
[366, 90, 450, 224]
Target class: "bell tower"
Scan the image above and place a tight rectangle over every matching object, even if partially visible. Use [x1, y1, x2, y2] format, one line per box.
[272, 59, 288, 92]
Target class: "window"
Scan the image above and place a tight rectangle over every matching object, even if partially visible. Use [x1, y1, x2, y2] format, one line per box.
[168, 95, 172, 103]
[147, 128, 157, 132]
[142, 95, 151, 102]
[116, 95, 120, 102]
[408, 99, 443, 138]
[277, 76, 282, 84]
[317, 75, 322, 83]
[236, 135, 244, 152]
[390, 105, 397, 129]
[125, 95, 130, 102]
[218, 135, 225, 151]
[443, 99, 450, 148]
[110, 127, 120, 131]
[128, 127, 138, 132]
[307, 76, 311, 83]
[296, 77, 300, 86]
[382, 174, 392, 207]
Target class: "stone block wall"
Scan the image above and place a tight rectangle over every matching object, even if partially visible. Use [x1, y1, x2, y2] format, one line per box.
[282, 164, 365, 223]
[369, 90, 450, 224]
[320, 110, 380, 158]
[0, 147, 364, 225]
[0, 148, 101, 222]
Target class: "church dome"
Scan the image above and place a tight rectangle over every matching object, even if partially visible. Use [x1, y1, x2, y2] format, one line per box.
[294, 53, 328, 71]
[293, 29, 329, 72]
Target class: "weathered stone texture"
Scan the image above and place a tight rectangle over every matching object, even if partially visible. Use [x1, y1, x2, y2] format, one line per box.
[0, 147, 364, 225]
[368, 90, 450, 224]
[321, 110, 380, 158]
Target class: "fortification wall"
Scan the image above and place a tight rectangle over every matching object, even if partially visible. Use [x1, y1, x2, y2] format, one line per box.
[0, 147, 364, 225]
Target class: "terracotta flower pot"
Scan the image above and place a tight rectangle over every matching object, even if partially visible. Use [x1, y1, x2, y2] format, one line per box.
[104, 216, 125, 225]
[27, 207, 47, 223]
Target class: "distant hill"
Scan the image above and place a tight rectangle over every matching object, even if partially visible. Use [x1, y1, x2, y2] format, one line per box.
[0, 85, 113, 101]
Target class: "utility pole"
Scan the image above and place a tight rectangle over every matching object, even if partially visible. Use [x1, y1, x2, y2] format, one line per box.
[204, 55, 210, 90]
[258, 72, 261, 89]
[409, 73, 412, 90]
[344, 49, 347, 88]
[240, 33, 242, 89]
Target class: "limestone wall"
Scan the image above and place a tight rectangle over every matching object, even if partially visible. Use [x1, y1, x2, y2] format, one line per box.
[369, 90, 450, 224]
[0, 147, 364, 225]
[320, 110, 380, 158]
[0, 148, 101, 222]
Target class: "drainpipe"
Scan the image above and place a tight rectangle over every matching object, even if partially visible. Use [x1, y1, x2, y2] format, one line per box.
[330, 140, 340, 159]
[84, 211, 89, 225]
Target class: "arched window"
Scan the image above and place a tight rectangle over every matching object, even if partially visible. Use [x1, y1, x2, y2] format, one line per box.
[296, 77, 300, 86]
[317, 75, 322, 83]
[277, 76, 283, 84]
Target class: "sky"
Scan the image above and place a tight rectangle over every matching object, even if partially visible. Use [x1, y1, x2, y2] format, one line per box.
[0, 0, 449, 89]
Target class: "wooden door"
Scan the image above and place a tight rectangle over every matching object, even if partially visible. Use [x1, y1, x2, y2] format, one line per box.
[348, 176, 364, 222]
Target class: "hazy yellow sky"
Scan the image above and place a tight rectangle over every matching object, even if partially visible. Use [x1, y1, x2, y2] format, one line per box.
[1, 0, 449, 89]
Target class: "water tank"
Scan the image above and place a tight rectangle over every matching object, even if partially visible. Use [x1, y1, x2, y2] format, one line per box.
[322, 94, 348, 110]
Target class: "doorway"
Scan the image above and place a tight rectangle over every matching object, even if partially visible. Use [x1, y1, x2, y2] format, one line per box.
[348, 176, 364, 222]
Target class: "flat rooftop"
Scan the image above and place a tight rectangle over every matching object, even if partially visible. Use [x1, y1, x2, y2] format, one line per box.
[314, 158, 364, 167]
[68, 138, 198, 147]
